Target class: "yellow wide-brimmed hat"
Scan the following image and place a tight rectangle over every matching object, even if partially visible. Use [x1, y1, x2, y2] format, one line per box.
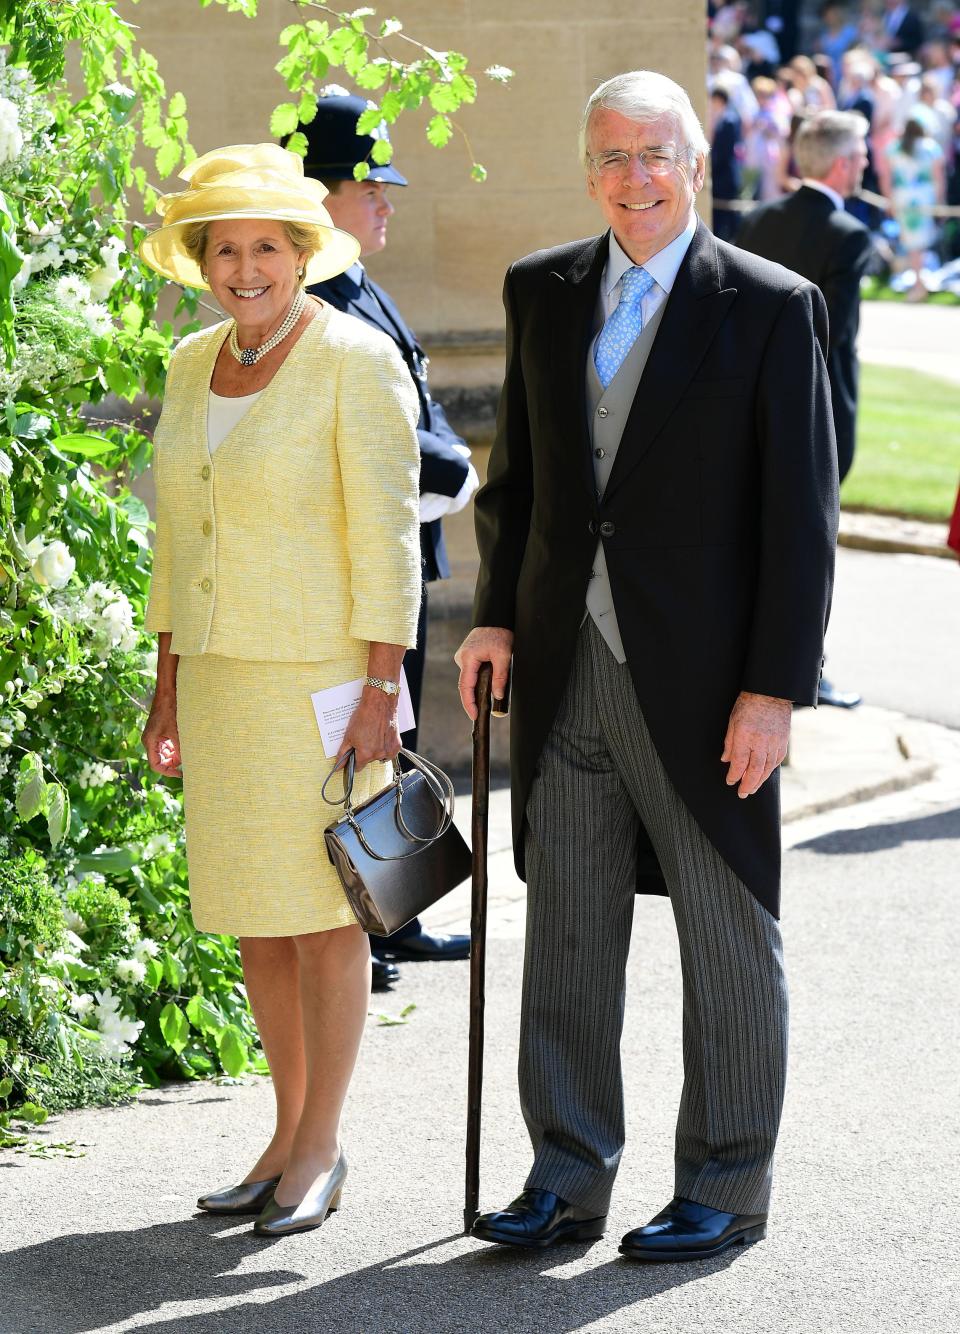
[138, 142, 360, 289]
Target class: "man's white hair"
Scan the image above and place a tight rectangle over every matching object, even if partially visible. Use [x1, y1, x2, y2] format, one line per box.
[579, 70, 710, 167]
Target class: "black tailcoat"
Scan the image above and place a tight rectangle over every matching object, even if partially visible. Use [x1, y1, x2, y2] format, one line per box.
[471, 221, 839, 918]
[736, 186, 874, 482]
[308, 269, 470, 581]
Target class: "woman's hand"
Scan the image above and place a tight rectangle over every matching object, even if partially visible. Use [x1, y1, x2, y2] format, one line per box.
[337, 686, 402, 771]
[142, 695, 182, 777]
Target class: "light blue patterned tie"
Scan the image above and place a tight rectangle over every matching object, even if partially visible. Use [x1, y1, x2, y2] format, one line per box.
[594, 265, 656, 389]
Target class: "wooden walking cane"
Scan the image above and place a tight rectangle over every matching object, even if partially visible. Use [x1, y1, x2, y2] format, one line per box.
[464, 657, 514, 1231]
[464, 661, 492, 1233]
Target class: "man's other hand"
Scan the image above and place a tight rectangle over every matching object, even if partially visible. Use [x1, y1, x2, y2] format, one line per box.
[721, 691, 792, 798]
[455, 627, 514, 721]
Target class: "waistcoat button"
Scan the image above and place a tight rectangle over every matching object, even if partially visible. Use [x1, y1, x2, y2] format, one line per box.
[600, 520, 615, 537]
[199, 577, 212, 593]
[200, 464, 211, 481]
[595, 447, 605, 459]
[202, 520, 212, 536]
[597, 406, 609, 418]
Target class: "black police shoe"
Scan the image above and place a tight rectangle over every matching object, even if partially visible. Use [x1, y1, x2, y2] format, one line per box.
[619, 1197, 767, 1261]
[373, 929, 470, 962]
[471, 1189, 607, 1250]
[371, 958, 400, 992]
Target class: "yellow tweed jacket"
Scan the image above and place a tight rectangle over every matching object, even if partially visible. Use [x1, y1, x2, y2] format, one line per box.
[145, 305, 422, 659]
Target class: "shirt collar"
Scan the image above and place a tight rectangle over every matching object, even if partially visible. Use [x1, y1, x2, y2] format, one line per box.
[604, 213, 698, 297]
[801, 178, 845, 212]
[345, 260, 365, 284]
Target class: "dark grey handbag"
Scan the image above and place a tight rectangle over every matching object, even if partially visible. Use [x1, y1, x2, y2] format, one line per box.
[321, 748, 471, 936]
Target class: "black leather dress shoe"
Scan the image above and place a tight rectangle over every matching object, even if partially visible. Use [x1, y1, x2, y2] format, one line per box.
[817, 677, 862, 708]
[619, 1197, 767, 1262]
[371, 958, 400, 991]
[373, 929, 470, 963]
[471, 1189, 607, 1250]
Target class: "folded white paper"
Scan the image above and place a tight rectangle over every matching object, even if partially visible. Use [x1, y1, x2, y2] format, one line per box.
[311, 669, 416, 759]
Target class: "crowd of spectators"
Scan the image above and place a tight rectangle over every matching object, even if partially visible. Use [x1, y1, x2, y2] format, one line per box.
[708, 2, 960, 298]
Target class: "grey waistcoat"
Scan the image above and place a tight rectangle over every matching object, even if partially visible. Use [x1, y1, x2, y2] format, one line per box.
[584, 298, 669, 662]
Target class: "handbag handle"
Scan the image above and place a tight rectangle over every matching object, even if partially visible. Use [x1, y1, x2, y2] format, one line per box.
[321, 747, 456, 862]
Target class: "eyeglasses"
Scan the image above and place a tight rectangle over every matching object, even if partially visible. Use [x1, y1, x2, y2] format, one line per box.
[588, 147, 689, 177]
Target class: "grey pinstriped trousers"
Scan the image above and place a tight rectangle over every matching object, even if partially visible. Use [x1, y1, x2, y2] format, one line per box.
[521, 620, 788, 1217]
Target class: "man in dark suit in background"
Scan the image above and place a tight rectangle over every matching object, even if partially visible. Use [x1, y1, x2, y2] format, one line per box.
[297, 89, 477, 978]
[709, 85, 743, 242]
[456, 70, 838, 1260]
[737, 109, 873, 708]
[883, 0, 925, 56]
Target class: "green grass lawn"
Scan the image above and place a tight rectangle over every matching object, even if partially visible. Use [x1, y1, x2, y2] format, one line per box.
[841, 365, 960, 521]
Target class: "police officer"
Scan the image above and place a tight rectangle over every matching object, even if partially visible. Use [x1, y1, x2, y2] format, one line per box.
[295, 88, 478, 986]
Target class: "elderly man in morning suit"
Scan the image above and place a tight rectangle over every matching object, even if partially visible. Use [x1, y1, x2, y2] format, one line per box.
[456, 71, 838, 1261]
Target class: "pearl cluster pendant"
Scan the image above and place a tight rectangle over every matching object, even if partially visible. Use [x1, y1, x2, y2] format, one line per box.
[229, 288, 306, 367]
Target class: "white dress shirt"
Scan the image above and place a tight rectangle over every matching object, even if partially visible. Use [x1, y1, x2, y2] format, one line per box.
[595, 213, 699, 343]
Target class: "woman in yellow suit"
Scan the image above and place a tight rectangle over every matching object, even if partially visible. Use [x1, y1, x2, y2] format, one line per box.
[138, 144, 422, 1236]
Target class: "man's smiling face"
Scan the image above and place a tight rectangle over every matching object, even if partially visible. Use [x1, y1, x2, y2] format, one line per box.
[585, 109, 704, 265]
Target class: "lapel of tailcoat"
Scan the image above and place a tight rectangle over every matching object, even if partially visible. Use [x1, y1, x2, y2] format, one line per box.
[602, 220, 738, 503]
[548, 233, 610, 506]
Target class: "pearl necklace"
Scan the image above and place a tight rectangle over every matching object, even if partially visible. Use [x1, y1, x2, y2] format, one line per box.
[229, 288, 306, 367]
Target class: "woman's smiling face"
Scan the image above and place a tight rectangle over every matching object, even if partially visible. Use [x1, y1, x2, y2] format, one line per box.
[204, 219, 306, 330]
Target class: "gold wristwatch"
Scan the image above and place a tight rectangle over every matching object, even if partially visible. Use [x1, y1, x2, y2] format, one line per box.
[365, 675, 401, 698]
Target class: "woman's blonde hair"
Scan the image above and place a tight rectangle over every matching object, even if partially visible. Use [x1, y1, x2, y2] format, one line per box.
[182, 218, 323, 284]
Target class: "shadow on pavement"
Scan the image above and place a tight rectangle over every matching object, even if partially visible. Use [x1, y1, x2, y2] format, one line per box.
[2, 1217, 747, 1333]
[794, 805, 960, 857]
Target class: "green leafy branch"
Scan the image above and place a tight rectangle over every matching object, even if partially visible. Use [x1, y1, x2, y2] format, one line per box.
[210, 0, 513, 183]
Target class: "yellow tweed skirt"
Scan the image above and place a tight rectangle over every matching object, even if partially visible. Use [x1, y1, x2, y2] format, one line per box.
[176, 653, 391, 937]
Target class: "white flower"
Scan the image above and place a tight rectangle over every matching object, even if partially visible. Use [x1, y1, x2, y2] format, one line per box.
[133, 937, 160, 961]
[69, 992, 95, 1017]
[16, 526, 44, 561]
[77, 760, 115, 790]
[31, 540, 76, 590]
[0, 95, 23, 165]
[485, 65, 514, 83]
[88, 589, 136, 655]
[55, 273, 92, 310]
[142, 832, 174, 861]
[93, 987, 120, 1019]
[82, 302, 113, 338]
[115, 957, 147, 986]
[104, 82, 134, 100]
[63, 247, 79, 264]
[88, 235, 124, 301]
[98, 1010, 144, 1058]
[49, 948, 85, 970]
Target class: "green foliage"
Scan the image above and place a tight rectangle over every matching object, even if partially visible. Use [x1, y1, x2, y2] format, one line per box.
[1, 0, 505, 1129]
[236, 0, 513, 182]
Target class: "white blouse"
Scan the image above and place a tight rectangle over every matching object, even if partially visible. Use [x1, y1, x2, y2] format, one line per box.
[207, 389, 263, 454]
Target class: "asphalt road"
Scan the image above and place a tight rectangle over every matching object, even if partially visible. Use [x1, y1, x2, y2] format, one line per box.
[2, 785, 959, 1333]
[2, 544, 958, 1333]
[826, 547, 960, 729]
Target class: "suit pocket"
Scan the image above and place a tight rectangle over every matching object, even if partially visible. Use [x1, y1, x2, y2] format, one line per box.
[681, 378, 746, 399]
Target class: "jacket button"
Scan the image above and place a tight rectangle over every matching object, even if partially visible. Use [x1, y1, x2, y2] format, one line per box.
[199, 577, 212, 593]
[200, 464, 211, 480]
[600, 520, 615, 537]
[588, 520, 598, 536]
[202, 520, 212, 536]
[597, 406, 609, 418]
[595, 447, 605, 459]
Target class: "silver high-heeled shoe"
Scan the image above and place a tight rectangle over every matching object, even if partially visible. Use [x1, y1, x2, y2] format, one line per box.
[197, 1175, 281, 1214]
[253, 1152, 347, 1236]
